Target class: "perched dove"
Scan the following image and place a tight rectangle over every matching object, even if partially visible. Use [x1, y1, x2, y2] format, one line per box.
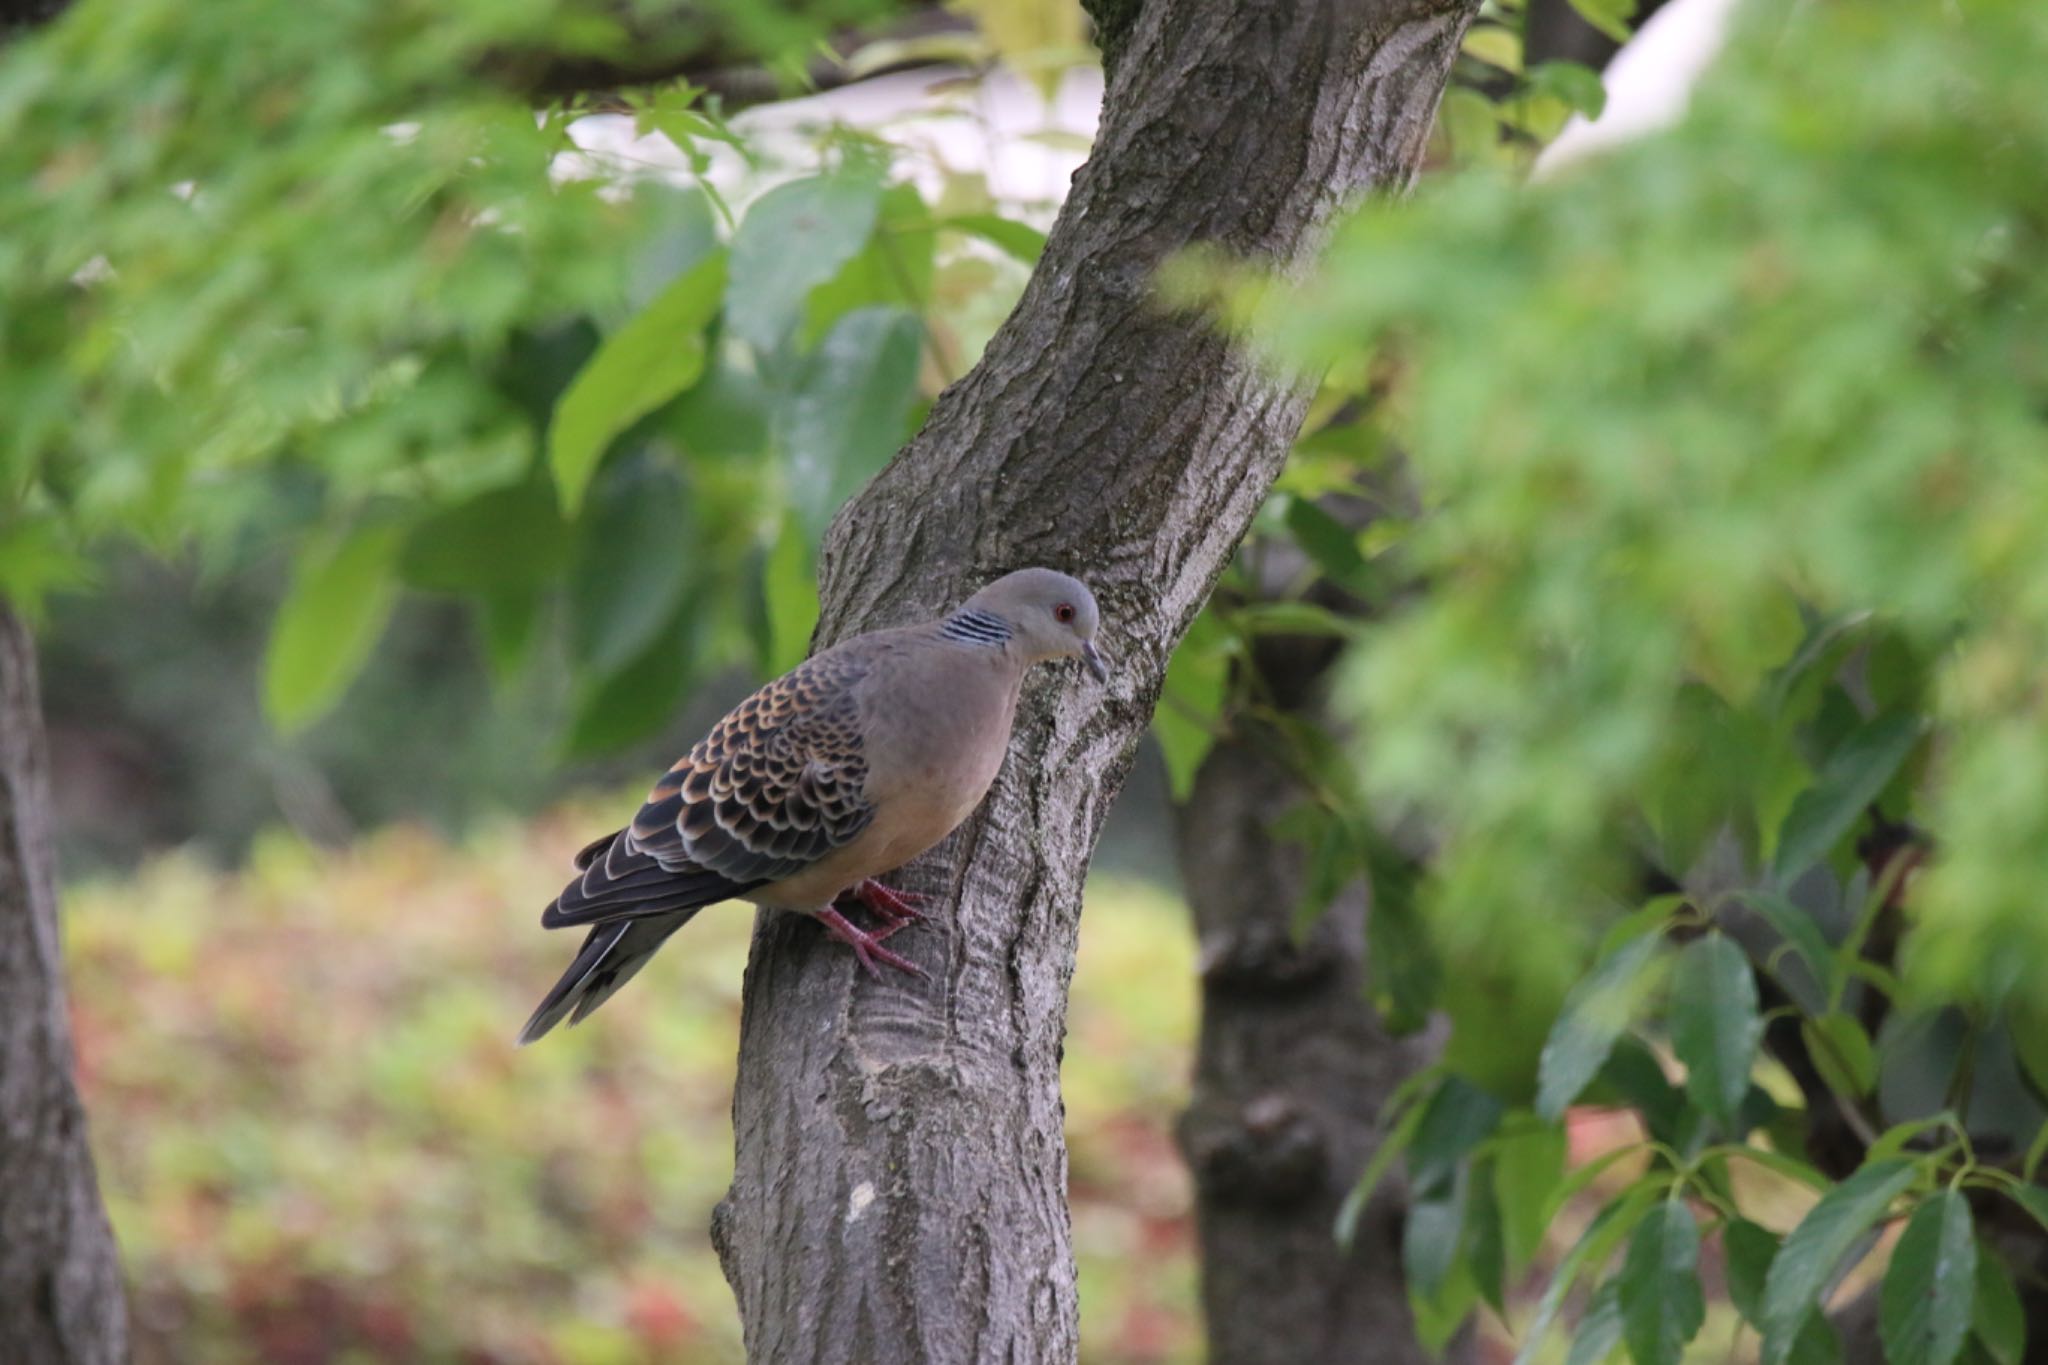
[517, 567, 1106, 1044]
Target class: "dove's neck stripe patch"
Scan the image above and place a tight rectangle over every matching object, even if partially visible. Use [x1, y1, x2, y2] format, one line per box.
[940, 609, 1013, 646]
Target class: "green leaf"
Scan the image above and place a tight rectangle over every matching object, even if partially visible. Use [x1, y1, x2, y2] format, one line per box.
[1283, 497, 1383, 600]
[1363, 831, 1439, 1033]
[1773, 712, 1921, 883]
[1153, 609, 1232, 801]
[1880, 1189, 1976, 1365]
[1536, 934, 1667, 1121]
[939, 212, 1047, 265]
[1237, 599, 1362, 639]
[1969, 1246, 2025, 1365]
[1467, 1155, 1508, 1311]
[762, 513, 818, 675]
[1511, 1184, 1660, 1365]
[475, 590, 541, 685]
[1724, 1219, 1782, 1328]
[1761, 1159, 1918, 1365]
[1410, 1076, 1505, 1190]
[1335, 1087, 1428, 1249]
[1668, 933, 1764, 1127]
[1618, 1198, 1705, 1365]
[263, 524, 404, 732]
[727, 173, 884, 353]
[1563, 1279, 1624, 1365]
[803, 182, 936, 346]
[1998, 1185, 2048, 1238]
[1735, 889, 1838, 1014]
[1564, 0, 1634, 43]
[1802, 1012, 1879, 1099]
[548, 249, 727, 515]
[1462, 24, 1522, 73]
[1494, 1122, 1568, 1273]
[1403, 1161, 1470, 1298]
[561, 601, 698, 758]
[778, 305, 922, 539]
[1525, 60, 1608, 119]
[567, 455, 691, 678]
[398, 480, 569, 595]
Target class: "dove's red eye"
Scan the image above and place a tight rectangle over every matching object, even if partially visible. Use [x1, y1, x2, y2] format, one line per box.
[1054, 603, 1076, 624]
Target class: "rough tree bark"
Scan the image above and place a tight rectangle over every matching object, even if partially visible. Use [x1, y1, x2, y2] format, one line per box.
[1175, 594, 1461, 1365]
[0, 606, 128, 1365]
[708, 0, 1479, 1361]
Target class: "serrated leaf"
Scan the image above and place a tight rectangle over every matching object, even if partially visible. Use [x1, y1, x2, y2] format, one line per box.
[1773, 712, 1920, 883]
[1803, 1012, 1879, 1099]
[1619, 1199, 1705, 1365]
[549, 250, 726, 514]
[1880, 1189, 1976, 1365]
[777, 305, 922, 539]
[1669, 933, 1764, 1126]
[1536, 934, 1667, 1121]
[1761, 1159, 1918, 1365]
[263, 524, 404, 732]
[727, 174, 883, 353]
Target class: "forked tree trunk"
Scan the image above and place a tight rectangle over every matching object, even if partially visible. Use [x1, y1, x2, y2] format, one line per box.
[709, 0, 1479, 1359]
[0, 605, 128, 1365]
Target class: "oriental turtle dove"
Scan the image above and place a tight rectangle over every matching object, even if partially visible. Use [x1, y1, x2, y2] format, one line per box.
[517, 567, 1106, 1043]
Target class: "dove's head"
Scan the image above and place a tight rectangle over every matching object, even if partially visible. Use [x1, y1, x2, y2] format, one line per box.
[964, 568, 1108, 682]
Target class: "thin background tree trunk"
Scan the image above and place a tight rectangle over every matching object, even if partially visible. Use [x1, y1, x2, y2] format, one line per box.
[709, 0, 1480, 1360]
[0, 604, 128, 1365]
[1175, 617, 1460, 1365]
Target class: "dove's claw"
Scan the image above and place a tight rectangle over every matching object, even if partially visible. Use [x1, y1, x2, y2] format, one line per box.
[817, 905, 928, 979]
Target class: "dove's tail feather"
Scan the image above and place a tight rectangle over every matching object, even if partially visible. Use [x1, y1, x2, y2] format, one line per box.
[516, 910, 699, 1046]
[540, 829, 761, 929]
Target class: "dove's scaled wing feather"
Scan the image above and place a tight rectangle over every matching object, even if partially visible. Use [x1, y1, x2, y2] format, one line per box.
[540, 645, 881, 930]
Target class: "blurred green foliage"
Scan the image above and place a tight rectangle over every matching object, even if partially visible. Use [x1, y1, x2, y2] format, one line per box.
[69, 811, 1198, 1364]
[9, 0, 1112, 867]
[1166, 0, 2048, 1360]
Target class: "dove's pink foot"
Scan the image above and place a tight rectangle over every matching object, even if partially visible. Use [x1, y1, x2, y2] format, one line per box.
[840, 878, 931, 926]
[817, 905, 927, 979]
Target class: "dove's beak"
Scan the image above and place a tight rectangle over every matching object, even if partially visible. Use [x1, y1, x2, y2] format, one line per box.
[1081, 640, 1109, 683]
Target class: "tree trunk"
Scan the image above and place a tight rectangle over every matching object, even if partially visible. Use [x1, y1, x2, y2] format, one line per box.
[1175, 624, 1458, 1365]
[710, 1, 1478, 1361]
[0, 605, 128, 1365]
